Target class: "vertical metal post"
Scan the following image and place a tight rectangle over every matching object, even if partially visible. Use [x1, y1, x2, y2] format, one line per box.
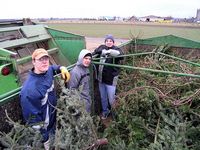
[89, 64, 95, 115]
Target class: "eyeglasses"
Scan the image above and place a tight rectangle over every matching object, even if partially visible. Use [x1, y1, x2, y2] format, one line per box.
[35, 56, 49, 62]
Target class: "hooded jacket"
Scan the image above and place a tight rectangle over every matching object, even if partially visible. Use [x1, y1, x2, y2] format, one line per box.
[67, 49, 92, 112]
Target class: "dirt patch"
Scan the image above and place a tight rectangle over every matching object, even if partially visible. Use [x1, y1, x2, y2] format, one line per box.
[85, 37, 129, 51]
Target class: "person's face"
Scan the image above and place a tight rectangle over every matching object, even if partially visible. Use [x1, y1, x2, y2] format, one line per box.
[105, 39, 114, 47]
[82, 56, 91, 67]
[32, 55, 49, 74]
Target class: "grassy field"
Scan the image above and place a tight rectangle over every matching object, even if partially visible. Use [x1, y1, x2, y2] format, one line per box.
[42, 21, 200, 42]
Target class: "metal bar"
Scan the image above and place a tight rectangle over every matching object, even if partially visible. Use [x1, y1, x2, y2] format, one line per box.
[93, 52, 153, 60]
[0, 26, 21, 32]
[54, 64, 75, 78]
[0, 56, 9, 61]
[119, 52, 154, 58]
[157, 52, 200, 67]
[0, 63, 12, 70]
[93, 62, 200, 78]
[89, 64, 95, 115]
[0, 48, 17, 57]
[0, 65, 73, 104]
[0, 87, 21, 102]
[0, 35, 51, 49]
[0, 91, 20, 105]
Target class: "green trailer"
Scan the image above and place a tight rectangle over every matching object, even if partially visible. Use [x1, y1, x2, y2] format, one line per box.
[0, 21, 86, 103]
[0, 20, 86, 132]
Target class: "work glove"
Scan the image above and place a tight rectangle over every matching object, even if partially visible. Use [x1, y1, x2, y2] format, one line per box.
[101, 49, 111, 56]
[109, 49, 120, 57]
[60, 66, 70, 82]
[102, 49, 120, 57]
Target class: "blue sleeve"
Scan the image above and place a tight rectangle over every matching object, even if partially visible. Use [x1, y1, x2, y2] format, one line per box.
[50, 65, 61, 75]
[20, 89, 43, 125]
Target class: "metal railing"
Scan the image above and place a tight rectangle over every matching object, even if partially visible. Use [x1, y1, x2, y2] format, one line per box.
[92, 51, 200, 78]
[1, 50, 200, 105]
[0, 64, 75, 105]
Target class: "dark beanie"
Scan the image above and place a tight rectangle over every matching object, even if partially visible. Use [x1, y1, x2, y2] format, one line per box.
[104, 34, 115, 43]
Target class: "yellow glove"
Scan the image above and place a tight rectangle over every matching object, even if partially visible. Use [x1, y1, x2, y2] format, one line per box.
[60, 66, 70, 82]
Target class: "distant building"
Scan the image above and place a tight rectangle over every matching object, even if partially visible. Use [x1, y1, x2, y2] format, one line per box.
[139, 15, 164, 22]
[98, 16, 111, 21]
[128, 16, 138, 21]
[196, 9, 200, 21]
[138, 15, 173, 23]
[97, 16, 123, 21]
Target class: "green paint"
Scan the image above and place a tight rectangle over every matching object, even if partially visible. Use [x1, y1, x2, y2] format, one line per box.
[0, 24, 86, 104]
[47, 28, 86, 65]
[0, 73, 19, 95]
[136, 35, 200, 49]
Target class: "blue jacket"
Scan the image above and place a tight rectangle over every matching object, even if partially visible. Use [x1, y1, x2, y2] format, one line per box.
[20, 65, 60, 142]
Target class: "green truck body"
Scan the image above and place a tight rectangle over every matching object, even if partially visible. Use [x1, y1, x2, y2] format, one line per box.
[0, 22, 86, 104]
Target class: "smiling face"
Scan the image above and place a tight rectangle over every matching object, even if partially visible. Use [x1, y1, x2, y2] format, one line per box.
[32, 55, 50, 74]
[82, 56, 92, 67]
[105, 39, 114, 48]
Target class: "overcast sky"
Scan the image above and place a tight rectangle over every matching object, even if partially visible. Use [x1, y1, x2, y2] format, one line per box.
[1, 0, 199, 19]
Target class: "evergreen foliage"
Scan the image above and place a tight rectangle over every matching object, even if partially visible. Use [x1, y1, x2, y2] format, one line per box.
[0, 87, 98, 150]
[103, 50, 200, 150]
[55, 88, 97, 149]
[0, 110, 43, 149]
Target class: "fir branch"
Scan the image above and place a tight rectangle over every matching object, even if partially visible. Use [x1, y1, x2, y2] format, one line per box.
[154, 116, 160, 143]
[173, 88, 200, 106]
